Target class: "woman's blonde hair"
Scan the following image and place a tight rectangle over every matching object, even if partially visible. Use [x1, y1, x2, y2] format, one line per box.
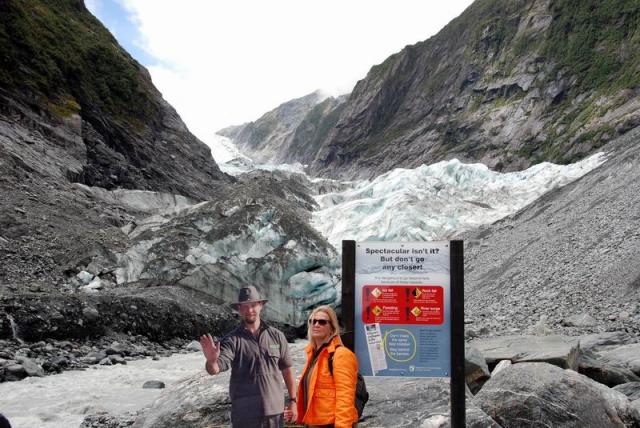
[307, 305, 341, 341]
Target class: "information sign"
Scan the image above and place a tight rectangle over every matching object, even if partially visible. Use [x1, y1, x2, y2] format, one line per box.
[353, 241, 451, 377]
[341, 240, 465, 427]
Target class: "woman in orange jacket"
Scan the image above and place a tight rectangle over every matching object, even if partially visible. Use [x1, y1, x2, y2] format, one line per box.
[294, 305, 359, 428]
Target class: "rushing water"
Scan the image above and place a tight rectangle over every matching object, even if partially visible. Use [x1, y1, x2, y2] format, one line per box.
[0, 352, 205, 428]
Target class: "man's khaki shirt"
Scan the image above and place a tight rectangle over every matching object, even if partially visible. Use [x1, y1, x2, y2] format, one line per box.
[217, 322, 292, 418]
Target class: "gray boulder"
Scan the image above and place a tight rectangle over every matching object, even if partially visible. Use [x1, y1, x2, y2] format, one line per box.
[579, 350, 640, 387]
[109, 355, 126, 365]
[16, 356, 44, 377]
[81, 351, 107, 365]
[600, 344, 640, 376]
[185, 341, 202, 352]
[613, 382, 640, 401]
[142, 380, 165, 389]
[4, 363, 27, 381]
[491, 360, 512, 375]
[359, 377, 499, 427]
[81, 411, 138, 428]
[475, 362, 640, 427]
[106, 341, 128, 355]
[469, 335, 581, 369]
[579, 331, 637, 353]
[465, 345, 490, 394]
[132, 371, 232, 428]
[99, 357, 113, 366]
[82, 306, 101, 322]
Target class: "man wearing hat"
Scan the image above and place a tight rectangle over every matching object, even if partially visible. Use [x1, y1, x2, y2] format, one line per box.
[199, 286, 297, 428]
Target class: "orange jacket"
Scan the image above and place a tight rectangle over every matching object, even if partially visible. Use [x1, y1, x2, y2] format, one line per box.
[296, 335, 359, 428]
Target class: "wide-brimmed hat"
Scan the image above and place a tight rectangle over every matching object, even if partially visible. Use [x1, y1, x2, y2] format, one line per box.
[231, 286, 268, 310]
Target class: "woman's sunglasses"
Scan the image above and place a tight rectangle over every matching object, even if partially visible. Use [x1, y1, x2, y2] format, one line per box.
[308, 318, 329, 326]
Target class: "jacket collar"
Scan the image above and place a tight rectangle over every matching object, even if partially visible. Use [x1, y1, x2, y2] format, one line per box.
[305, 334, 343, 355]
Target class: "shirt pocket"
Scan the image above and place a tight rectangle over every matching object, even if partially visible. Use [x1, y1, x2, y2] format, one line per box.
[267, 347, 281, 358]
[262, 347, 281, 373]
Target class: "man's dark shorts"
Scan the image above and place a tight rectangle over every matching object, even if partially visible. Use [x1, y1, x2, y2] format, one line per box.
[231, 412, 284, 428]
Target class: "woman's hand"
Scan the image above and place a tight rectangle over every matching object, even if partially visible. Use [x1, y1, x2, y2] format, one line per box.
[284, 401, 297, 423]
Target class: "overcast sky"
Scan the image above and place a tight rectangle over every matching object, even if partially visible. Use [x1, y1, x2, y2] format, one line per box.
[86, 0, 475, 144]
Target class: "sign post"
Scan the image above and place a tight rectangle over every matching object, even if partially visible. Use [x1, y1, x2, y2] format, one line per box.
[342, 240, 465, 427]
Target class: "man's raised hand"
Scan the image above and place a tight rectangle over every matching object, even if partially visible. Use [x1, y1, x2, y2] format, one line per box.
[199, 334, 220, 374]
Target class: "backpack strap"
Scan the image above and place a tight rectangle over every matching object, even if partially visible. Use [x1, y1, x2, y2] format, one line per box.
[328, 344, 342, 376]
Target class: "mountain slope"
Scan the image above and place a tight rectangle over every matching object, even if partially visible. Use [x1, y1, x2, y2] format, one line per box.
[217, 91, 347, 164]
[0, 0, 342, 344]
[463, 126, 640, 335]
[309, 0, 640, 178]
[0, 0, 237, 340]
[220, 0, 640, 179]
[0, 0, 230, 198]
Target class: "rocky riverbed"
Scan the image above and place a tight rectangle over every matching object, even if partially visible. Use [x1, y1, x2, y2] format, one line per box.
[0, 334, 197, 383]
[66, 331, 640, 428]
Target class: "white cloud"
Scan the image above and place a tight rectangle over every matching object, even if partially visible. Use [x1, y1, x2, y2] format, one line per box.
[119, 0, 474, 142]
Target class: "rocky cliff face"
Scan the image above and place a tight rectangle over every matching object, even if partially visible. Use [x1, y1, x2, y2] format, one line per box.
[313, 0, 640, 178]
[285, 95, 348, 165]
[0, 0, 230, 198]
[223, 0, 640, 179]
[218, 91, 347, 164]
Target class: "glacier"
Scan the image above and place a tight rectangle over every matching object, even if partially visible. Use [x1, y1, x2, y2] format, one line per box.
[204, 136, 607, 322]
[210, 133, 606, 250]
[312, 154, 607, 248]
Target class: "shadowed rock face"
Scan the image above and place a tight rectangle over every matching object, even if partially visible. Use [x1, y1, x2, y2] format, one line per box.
[0, 83, 230, 203]
[0, 0, 231, 199]
[75, 95, 231, 199]
[2, 287, 237, 342]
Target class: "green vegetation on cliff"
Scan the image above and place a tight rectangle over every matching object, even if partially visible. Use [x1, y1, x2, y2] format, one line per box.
[0, 0, 158, 127]
[545, 0, 640, 93]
